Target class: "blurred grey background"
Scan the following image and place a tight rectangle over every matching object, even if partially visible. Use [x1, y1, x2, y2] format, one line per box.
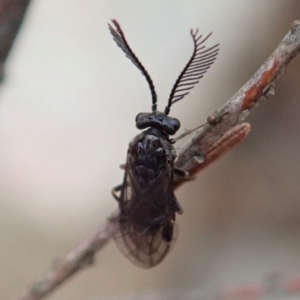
[1, 0, 300, 299]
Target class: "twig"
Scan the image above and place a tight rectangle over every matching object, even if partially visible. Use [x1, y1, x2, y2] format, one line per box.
[18, 212, 119, 300]
[175, 20, 300, 180]
[16, 20, 300, 300]
[0, 0, 31, 80]
[175, 122, 251, 187]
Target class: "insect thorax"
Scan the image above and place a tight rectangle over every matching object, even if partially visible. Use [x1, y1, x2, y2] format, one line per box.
[128, 127, 176, 187]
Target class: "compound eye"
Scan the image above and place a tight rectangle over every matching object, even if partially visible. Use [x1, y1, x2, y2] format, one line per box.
[172, 118, 180, 132]
[135, 112, 143, 123]
[135, 113, 150, 129]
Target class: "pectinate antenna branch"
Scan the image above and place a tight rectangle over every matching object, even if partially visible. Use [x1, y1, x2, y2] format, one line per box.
[109, 20, 158, 111]
[165, 29, 219, 115]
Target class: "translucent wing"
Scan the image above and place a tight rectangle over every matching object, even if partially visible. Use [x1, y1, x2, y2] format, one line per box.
[113, 143, 178, 268]
[114, 215, 178, 268]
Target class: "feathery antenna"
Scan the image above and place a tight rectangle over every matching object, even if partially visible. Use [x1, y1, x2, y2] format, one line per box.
[165, 29, 219, 115]
[108, 20, 158, 111]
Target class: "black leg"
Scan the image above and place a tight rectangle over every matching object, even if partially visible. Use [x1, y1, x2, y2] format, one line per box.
[112, 184, 123, 202]
[174, 167, 189, 179]
[174, 195, 183, 214]
[119, 163, 126, 170]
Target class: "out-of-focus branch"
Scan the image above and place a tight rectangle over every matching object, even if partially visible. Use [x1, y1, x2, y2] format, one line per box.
[90, 273, 300, 299]
[16, 20, 300, 300]
[18, 212, 119, 300]
[0, 0, 31, 80]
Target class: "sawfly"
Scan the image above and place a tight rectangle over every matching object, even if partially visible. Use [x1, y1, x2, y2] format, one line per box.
[109, 20, 219, 268]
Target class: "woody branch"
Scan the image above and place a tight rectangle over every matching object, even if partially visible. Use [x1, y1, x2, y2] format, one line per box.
[16, 20, 300, 300]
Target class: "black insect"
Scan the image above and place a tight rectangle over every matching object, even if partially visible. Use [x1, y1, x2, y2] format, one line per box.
[109, 19, 219, 268]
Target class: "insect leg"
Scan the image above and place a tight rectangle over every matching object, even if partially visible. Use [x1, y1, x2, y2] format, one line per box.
[119, 163, 126, 170]
[162, 221, 174, 242]
[174, 167, 190, 179]
[111, 184, 124, 202]
[174, 195, 183, 214]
